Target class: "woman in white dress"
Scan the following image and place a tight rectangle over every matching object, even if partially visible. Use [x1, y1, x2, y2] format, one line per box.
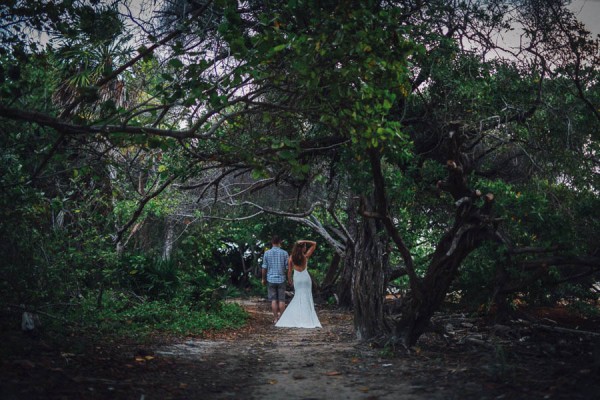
[275, 240, 322, 328]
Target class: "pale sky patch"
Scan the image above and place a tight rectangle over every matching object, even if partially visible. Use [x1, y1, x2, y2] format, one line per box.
[568, 0, 600, 36]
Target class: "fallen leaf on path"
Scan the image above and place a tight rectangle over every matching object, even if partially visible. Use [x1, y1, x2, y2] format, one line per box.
[268, 379, 278, 385]
[358, 386, 369, 392]
[325, 371, 342, 376]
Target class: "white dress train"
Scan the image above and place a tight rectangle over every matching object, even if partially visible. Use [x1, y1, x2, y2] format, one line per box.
[275, 269, 321, 328]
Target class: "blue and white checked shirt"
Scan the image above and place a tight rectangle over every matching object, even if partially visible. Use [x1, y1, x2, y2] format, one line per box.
[261, 246, 289, 284]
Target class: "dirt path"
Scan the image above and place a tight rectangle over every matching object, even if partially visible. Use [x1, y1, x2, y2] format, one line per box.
[154, 299, 448, 400]
[2, 297, 598, 399]
[248, 319, 421, 400]
[152, 298, 599, 400]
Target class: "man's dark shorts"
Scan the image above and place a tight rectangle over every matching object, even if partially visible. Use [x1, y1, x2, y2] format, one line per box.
[267, 282, 286, 301]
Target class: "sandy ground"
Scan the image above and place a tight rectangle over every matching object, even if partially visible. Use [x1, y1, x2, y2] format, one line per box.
[157, 299, 439, 399]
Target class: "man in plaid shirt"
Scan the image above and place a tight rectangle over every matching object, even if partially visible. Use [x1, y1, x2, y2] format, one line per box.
[262, 235, 289, 324]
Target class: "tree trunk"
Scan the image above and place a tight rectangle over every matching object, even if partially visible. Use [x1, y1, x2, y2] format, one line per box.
[247, 240, 261, 279]
[162, 218, 174, 260]
[316, 252, 341, 302]
[352, 215, 389, 340]
[239, 242, 252, 288]
[336, 197, 359, 308]
[392, 214, 489, 346]
[337, 246, 354, 308]
[107, 163, 123, 255]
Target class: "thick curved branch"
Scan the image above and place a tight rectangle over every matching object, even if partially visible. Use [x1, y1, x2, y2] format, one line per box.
[287, 215, 345, 255]
[115, 173, 179, 245]
[237, 200, 324, 218]
[367, 147, 420, 293]
[327, 207, 355, 248]
[0, 104, 255, 140]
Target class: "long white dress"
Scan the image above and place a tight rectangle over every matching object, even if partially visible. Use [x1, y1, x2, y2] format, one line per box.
[275, 268, 321, 328]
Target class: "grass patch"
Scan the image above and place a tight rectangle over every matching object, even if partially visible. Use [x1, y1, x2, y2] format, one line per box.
[51, 290, 249, 339]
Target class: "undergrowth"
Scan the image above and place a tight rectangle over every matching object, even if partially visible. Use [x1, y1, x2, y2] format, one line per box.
[42, 290, 249, 339]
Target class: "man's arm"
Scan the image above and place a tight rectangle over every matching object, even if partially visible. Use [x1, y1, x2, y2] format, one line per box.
[261, 252, 268, 285]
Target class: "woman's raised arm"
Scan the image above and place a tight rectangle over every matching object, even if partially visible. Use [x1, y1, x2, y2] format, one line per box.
[300, 240, 317, 258]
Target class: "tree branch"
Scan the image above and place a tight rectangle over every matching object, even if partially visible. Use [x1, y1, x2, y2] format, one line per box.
[114, 173, 179, 246]
[367, 147, 421, 293]
[59, 0, 216, 119]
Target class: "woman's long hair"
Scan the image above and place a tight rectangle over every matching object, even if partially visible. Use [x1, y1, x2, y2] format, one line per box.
[291, 242, 306, 267]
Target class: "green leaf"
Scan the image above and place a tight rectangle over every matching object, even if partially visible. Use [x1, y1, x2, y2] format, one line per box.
[272, 43, 287, 53]
[168, 58, 184, 69]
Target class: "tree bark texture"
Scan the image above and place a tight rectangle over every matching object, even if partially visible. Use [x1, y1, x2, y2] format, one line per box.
[336, 197, 359, 308]
[337, 246, 354, 308]
[352, 215, 389, 341]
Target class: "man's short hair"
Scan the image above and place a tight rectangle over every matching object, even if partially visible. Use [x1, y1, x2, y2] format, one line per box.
[271, 235, 282, 245]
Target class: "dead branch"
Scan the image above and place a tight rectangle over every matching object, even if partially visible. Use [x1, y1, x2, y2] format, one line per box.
[532, 324, 600, 338]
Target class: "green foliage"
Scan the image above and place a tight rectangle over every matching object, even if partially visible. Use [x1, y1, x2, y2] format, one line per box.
[122, 255, 180, 300]
[476, 178, 598, 253]
[178, 269, 230, 310]
[453, 243, 504, 309]
[0, 130, 119, 305]
[453, 178, 600, 310]
[66, 290, 248, 337]
[213, 0, 418, 185]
